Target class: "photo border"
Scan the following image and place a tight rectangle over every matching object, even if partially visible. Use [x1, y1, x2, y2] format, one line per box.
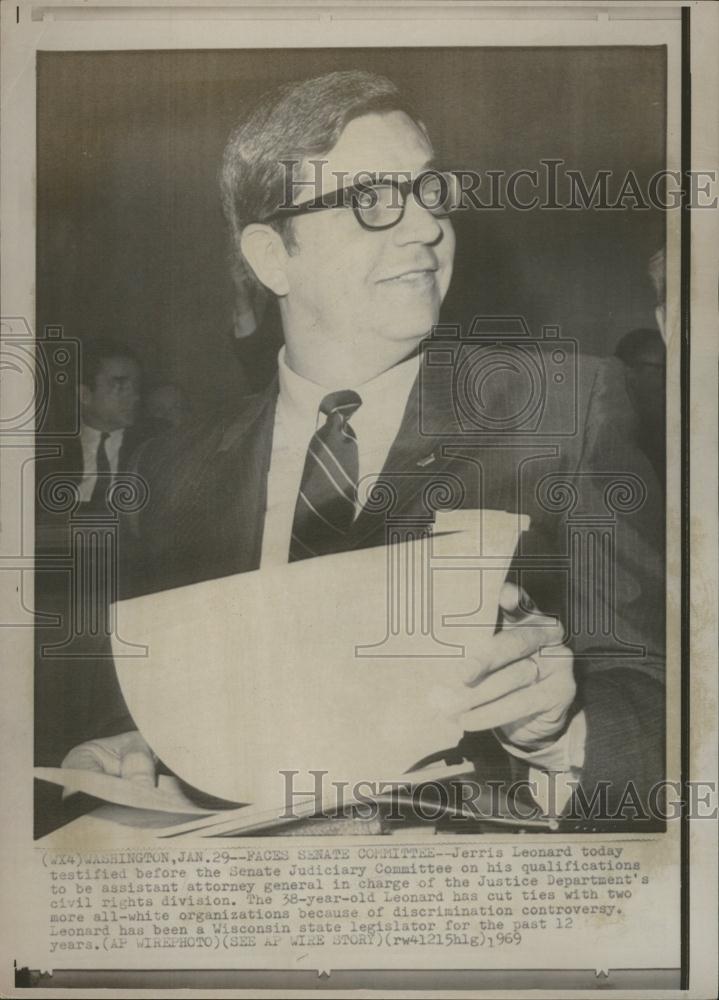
[2, 2, 716, 996]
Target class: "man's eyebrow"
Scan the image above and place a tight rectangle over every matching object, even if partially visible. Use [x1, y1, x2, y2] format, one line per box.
[374, 158, 447, 181]
[427, 156, 455, 173]
[397, 156, 441, 174]
[415, 156, 452, 175]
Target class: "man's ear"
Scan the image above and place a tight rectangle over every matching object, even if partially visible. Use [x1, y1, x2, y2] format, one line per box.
[240, 224, 291, 297]
[79, 383, 91, 408]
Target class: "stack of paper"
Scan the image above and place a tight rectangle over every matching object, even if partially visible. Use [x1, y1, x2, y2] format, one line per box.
[112, 509, 528, 808]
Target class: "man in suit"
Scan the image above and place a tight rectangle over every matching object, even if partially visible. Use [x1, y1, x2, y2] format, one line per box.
[36, 337, 144, 531]
[65, 71, 665, 829]
[66, 338, 142, 505]
[145, 381, 192, 435]
[35, 339, 143, 771]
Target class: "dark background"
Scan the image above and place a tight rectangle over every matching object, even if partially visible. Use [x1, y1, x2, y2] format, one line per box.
[37, 46, 665, 411]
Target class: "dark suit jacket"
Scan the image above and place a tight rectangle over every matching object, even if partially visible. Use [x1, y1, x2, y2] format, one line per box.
[116, 341, 665, 829]
[34, 424, 150, 767]
[36, 425, 147, 500]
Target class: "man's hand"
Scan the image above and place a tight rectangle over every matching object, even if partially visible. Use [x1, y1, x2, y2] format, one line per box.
[459, 582, 576, 751]
[61, 730, 156, 789]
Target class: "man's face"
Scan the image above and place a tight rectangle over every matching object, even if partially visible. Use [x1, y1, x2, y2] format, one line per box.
[81, 356, 140, 432]
[625, 346, 665, 423]
[147, 384, 189, 430]
[279, 111, 455, 375]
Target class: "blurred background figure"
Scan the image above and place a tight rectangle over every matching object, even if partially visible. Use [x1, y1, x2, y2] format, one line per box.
[647, 247, 666, 343]
[77, 338, 142, 506]
[145, 381, 192, 434]
[226, 253, 284, 393]
[34, 337, 146, 832]
[614, 327, 666, 489]
[36, 337, 144, 517]
[229, 309, 284, 394]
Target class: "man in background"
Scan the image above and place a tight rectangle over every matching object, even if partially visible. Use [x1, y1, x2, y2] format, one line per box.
[34, 338, 145, 832]
[615, 327, 666, 487]
[145, 381, 192, 435]
[72, 338, 142, 506]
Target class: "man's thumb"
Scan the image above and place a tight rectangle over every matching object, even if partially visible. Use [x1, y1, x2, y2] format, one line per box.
[498, 582, 537, 622]
[121, 750, 156, 787]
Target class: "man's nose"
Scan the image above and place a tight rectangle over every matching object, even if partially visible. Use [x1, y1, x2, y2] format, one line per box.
[393, 195, 444, 245]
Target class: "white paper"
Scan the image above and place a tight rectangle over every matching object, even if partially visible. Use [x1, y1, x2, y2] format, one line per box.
[114, 510, 528, 806]
[33, 768, 210, 815]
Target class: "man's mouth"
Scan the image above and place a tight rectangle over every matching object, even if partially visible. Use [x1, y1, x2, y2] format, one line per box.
[380, 266, 438, 284]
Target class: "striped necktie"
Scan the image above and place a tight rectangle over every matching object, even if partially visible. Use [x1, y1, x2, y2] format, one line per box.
[289, 390, 362, 562]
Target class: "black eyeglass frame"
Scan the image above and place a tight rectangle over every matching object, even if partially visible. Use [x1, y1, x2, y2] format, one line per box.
[260, 170, 459, 232]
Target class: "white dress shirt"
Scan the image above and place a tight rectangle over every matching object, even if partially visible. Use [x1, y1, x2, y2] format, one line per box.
[261, 347, 420, 568]
[260, 347, 584, 810]
[78, 424, 125, 503]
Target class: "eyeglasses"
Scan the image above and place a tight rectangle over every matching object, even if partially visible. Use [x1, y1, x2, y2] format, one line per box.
[262, 171, 462, 232]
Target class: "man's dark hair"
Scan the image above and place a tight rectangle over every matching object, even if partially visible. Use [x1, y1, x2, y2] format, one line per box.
[219, 69, 424, 281]
[80, 338, 140, 389]
[614, 328, 665, 368]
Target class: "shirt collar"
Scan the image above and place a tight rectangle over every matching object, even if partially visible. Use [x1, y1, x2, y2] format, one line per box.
[80, 423, 125, 445]
[276, 346, 420, 437]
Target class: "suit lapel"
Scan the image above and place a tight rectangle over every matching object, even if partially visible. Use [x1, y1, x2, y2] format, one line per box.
[119, 427, 144, 470]
[212, 379, 279, 574]
[206, 367, 456, 571]
[349, 362, 463, 549]
[62, 436, 84, 485]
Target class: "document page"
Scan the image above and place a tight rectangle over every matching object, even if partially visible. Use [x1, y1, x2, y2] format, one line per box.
[113, 510, 528, 807]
